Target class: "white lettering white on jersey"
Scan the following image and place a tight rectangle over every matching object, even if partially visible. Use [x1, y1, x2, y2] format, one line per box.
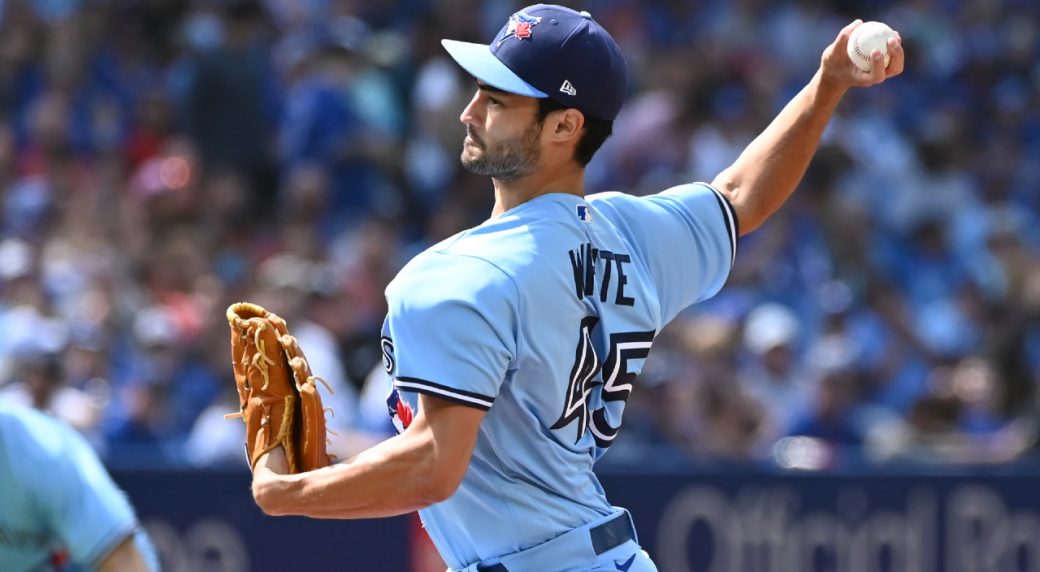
[561, 322, 598, 425]
[603, 340, 653, 397]
[589, 417, 615, 442]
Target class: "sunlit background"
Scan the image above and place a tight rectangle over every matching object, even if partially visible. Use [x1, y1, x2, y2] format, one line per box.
[1, 0, 1038, 570]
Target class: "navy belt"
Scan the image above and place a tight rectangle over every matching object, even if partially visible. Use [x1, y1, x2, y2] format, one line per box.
[476, 512, 634, 572]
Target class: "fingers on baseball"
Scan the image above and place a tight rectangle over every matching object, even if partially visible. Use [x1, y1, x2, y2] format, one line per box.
[869, 50, 887, 82]
[886, 37, 906, 76]
[848, 53, 878, 85]
[841, 19, 864, 37]
[836, 19, 863, 50]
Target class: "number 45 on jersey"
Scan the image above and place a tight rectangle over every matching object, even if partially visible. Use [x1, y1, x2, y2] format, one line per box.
[551, 315, 655, 450]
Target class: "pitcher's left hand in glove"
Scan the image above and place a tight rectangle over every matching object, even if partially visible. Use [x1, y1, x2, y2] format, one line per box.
[225, 302, 333, 473]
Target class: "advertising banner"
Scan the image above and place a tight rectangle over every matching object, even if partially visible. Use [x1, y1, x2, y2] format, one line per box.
[114, 469, 1040, 572]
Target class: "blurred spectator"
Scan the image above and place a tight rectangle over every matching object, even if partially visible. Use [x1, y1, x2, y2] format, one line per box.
[185, 383, 246, 467]
[788, 366, 865, 448]
[0, 352, 102, 436]
[0, 0, 1038, 471]
[182, 0, 280, 212]
[741, 302, 813, 441]
[638, 313, 768, 463]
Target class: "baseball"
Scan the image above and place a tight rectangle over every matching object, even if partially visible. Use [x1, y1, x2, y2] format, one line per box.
[847, 21, 897, 72]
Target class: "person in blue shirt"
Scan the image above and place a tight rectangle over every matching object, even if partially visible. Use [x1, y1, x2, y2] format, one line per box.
[248, 5, 903, 571]
[0, 402, 159, 572]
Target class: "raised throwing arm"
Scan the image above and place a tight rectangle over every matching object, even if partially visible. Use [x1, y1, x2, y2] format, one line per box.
[712, 20, 904, 235]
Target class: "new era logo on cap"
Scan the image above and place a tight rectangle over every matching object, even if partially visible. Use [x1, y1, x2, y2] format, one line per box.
[560, 80, 576, 96]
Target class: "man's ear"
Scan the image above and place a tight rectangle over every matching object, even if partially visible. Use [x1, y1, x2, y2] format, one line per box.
[549, 108, 585, 144]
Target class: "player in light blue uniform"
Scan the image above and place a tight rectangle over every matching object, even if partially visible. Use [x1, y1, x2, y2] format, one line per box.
[248, 5, 902, 571]
[381, 183, 736, 570]
[0, 402, 159, 572]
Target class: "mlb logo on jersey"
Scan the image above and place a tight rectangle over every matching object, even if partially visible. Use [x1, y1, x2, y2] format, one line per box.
[577, 204, 592, 223]
[498, 11, 542, 45]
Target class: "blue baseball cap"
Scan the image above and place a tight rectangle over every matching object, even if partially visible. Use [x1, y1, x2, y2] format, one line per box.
[442, 4, 627, 121]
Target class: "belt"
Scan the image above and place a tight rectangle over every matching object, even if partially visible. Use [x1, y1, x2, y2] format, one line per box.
[476, 512, 635, 572]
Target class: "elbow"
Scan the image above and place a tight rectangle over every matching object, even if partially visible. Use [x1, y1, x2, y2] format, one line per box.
[418, 469, 463, 506]
[414, 455, 466, 506]
[405, 426, 469, 507]
[428, 475, 463, 505]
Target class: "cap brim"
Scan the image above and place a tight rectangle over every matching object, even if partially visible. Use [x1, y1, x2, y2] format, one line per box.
[441, 39, 548, 98]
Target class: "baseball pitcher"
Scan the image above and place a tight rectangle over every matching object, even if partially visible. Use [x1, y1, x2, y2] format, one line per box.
[246, 5, 903, 571]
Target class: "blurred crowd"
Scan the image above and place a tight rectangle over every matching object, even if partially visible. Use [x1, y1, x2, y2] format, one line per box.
[0, 0, 1038, 471]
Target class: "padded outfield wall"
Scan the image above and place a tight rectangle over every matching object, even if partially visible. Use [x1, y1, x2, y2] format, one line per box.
[113, 468, 1040, 572]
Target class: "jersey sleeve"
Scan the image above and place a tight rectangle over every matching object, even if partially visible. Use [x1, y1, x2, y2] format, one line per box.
[385, 253, 519, 411]
[10, 408, 140, 568]
[588, 182, 738, 324]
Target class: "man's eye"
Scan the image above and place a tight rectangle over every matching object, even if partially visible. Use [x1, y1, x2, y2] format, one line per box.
[488, 97, 501, 106]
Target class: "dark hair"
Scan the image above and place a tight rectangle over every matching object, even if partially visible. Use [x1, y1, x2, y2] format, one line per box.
[536, 98, 613, 166]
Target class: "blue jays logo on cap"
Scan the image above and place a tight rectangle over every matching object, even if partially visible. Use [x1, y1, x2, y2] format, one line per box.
[499, 11, 542, 45]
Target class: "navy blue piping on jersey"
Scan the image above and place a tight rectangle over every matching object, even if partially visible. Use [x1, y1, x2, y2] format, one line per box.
[705, 184, 739, 266]
[394, 377, 495, 411]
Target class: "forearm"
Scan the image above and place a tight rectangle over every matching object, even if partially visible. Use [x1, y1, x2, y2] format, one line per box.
[253, 432, 447, 519]
[712, 70, 847, 234]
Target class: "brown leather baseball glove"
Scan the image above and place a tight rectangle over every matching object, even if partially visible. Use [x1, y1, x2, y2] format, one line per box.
[225, 302, 333, 473]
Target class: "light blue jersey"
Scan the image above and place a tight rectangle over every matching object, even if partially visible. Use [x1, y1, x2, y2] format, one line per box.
[382, 183, 737, 569]
[0, 403, 159, 572]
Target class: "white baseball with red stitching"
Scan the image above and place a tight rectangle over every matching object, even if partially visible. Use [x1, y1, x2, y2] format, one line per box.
[847, 21, 897, 72]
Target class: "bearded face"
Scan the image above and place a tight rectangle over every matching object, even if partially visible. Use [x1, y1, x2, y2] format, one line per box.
[460, 114, 544, 181]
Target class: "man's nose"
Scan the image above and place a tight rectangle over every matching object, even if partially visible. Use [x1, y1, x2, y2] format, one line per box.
[459, 92, 481, 125]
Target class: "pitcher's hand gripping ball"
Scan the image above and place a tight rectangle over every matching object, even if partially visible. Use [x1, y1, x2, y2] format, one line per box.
[847, 21, 898, 72]
[225, 302, 333, 473]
